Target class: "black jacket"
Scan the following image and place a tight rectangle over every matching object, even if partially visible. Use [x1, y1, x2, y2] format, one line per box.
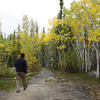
[15, 58, 28, 74]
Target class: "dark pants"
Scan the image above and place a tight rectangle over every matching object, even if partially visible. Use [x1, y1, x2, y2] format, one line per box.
[16, 72, 27, 92]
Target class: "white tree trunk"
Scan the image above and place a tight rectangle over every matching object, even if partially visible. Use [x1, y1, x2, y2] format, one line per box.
[87, 47, 91, 70]
[93, 42, 99, 78]
[82, 28, 88, 72]
[96, 51, 99, 78]
[96, 43, 99, 78]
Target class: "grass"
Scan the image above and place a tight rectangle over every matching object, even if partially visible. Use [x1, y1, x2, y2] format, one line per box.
[52, 69, 100, 85]
[0, 76, 16, 91]
[60, 90, 73, 93]
[26, 71, 39, 81]
[0, 70, 40, 91]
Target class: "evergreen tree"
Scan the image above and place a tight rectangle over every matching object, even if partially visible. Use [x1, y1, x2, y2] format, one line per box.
[36, 22, 39, 34]
[17, 24, 21, 51]
[58, 0, 64, 19]
[43, 27, 45, 33]
[30, 18, 35, 38]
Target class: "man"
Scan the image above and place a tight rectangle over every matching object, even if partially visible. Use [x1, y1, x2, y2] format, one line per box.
[15, 53, 28, 93]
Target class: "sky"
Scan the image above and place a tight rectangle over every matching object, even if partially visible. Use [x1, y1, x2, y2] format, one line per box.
[0, 0, 77, 36]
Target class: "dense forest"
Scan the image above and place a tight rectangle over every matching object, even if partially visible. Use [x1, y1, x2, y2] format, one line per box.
[0, 0, 100, 78]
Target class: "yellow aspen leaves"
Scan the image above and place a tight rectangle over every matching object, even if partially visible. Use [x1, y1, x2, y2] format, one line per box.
[61, 30, 64, 34]
[44, 42, 48, 45]
[5, 48, 10, 52]
[41, 32, 46, 37]
[48, 16, 63, 29]
[19, 34, 23, 38]
[0, 44, 5, 47]
[72, 36, 76, 40]
[87, 0, 91, 4]
[57, 45, 66, 50]
[65, 37, 71, 41]
[88, 37, 92, 44]
[79, 36, 85, 42]
[15, 39, 18, 42]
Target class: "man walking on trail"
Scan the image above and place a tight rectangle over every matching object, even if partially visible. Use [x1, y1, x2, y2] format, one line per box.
[15, 53, 28, 93]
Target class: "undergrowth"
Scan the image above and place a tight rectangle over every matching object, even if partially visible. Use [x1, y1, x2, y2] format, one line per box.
[0, 66, 40, 91]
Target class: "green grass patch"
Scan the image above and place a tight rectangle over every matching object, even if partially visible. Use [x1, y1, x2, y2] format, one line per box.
[0, 76, 16, 91]
[0, 70, 40, 91]
[60, 90, 73, 93]
[51, 68, 100, 85]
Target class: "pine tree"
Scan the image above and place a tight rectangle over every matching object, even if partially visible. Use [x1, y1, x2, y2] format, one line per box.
[43, 27, 45, 33]
[30, 18, 35, 38]
[58, 0, 64, 19]
[36, 22, 39, 34]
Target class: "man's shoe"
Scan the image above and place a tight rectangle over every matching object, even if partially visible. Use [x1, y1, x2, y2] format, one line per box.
[16, 91, 20, 93]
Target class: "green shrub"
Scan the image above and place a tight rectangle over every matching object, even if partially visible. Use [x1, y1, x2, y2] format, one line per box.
[0, 65, 16, 77]
[57, 62, 67, 71]
[29, 62, 40, 72]
[65, 49, 80, 73]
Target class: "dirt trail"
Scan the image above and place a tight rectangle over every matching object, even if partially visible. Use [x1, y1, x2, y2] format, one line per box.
[0, 68, 92, 100]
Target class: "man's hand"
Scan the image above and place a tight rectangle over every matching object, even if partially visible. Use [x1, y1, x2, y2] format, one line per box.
[25, 74, 27, 77]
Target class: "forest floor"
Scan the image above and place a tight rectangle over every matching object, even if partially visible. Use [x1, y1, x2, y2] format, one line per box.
[0, 68, 99, 100]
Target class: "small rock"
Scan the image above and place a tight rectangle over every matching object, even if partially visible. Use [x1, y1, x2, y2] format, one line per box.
[88, 70, 97, 77]
[61, 79, 66, 82]
[35, 75, 41, 78]
[14, 77, 16, 79]
[45, 77, 56, 82]
[41, 71, 45, 74]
